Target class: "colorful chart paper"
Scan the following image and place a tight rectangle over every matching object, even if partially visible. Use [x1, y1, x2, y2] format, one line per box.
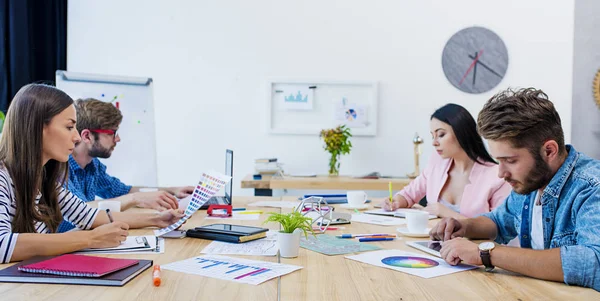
[154, 171, 231, 236]
[162, 255, 301, 285]
[381, 256, 439, 269]
[346, 249, 477, 279]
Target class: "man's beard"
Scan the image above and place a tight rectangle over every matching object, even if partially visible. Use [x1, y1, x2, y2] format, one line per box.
[88, 141, 113, 159]
[507, 151, 553, 195]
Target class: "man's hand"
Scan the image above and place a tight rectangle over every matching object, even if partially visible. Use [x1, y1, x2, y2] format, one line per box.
[429, 217, 467, 241]
[439, 238, 482, 266]
[134, 191, 178, 211]
[171, 186, 194, 199]
[153, 209, 185, 228]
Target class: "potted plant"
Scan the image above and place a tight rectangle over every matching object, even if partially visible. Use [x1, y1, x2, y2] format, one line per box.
[320, 125, 352, 176]
[264, 211, 314, 258]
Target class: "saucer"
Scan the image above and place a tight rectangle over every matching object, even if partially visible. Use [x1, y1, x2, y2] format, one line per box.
[396, 227, 431, 238]
[340, 204, 369, 210]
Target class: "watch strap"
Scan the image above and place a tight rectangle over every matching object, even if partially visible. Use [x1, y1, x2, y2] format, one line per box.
[480, 250, 495, 272]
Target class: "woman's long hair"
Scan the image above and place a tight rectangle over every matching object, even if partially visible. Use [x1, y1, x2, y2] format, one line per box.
[431, 104, 496, 165]
[0, 84, 74, 233]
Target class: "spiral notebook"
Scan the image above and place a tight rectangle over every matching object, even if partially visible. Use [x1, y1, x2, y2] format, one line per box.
[18, 254, 139, 277]
[0, 255, 151, 286]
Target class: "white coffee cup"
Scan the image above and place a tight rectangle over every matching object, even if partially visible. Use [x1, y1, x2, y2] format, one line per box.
[405, 210, 429, 233]
[347, 191, 368, 207]
[98, 200, 121, 213]
[139, 187, 159, 193]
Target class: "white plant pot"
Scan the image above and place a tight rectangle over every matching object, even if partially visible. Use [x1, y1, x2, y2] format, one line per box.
[279, 230, 301, 258]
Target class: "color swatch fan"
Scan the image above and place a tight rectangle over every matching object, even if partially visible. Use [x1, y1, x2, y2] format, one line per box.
[155, 171, 231, 236]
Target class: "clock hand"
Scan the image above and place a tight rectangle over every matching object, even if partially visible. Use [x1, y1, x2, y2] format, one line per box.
[472, 51, 478, 86]
[468, 54, 503, 78]
[459, 49, 484, 86]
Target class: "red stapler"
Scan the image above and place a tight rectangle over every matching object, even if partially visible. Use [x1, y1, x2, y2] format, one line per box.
[207, 204, 232, 217]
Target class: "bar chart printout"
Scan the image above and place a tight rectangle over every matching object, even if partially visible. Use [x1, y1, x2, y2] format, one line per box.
[161, 255, 302, 285]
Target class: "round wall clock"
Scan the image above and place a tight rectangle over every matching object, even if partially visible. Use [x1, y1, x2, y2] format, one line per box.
[442, 27, 508, 94]
[593, 69, 600, 109]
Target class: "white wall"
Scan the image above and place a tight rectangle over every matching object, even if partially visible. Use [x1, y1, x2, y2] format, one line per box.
[67, 0, 574, 196]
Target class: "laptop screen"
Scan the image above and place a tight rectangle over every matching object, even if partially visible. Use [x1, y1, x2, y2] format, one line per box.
[225, 149, 233, 201]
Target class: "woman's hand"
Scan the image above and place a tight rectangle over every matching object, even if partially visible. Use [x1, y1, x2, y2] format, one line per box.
[88, 222, 129, 248]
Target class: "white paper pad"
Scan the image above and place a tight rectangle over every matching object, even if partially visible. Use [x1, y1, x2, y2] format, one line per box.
[346, 249, 477, 278]
[201, 231, 278, 256]
[162, 255, 301, 285]
[74, 236, 165, 254]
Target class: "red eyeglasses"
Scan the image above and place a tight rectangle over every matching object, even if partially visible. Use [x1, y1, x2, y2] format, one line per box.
[89, 129, 118, 140]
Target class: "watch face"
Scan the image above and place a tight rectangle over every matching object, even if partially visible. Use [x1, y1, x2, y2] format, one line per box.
[442, 26, 508, 94]
[479, 242, 495, 251]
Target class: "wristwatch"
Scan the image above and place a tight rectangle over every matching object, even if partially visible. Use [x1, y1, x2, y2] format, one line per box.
[478, 242, 495, 272]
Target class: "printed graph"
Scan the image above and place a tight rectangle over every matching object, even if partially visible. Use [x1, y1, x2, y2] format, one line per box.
[162, 255, 302, 285]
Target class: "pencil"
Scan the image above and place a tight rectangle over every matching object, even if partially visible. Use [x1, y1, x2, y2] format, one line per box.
[388, 182, 394, 205]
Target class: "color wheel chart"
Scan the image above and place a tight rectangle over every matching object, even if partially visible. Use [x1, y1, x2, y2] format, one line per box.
[346, 250, 477, 279]
[154, 171, 231, 236]
[162, 255, 302, 285]
[381, 256, 439, 269]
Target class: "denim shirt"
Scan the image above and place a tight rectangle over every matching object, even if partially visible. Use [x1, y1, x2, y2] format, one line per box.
[57, 155, 132, 233]
[482, 145, 600, 291]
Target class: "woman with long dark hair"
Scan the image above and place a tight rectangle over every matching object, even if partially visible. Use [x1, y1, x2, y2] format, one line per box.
[0, 84, 184, 263]
[383, 103, 510, 218]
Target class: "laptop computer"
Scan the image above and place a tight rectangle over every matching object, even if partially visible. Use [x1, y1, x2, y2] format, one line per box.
[201, 149, 233, 209]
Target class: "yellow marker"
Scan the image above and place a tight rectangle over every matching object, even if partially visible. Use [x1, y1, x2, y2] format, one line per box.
[237, 210, 263, 215]
[388, 182, 393, 205]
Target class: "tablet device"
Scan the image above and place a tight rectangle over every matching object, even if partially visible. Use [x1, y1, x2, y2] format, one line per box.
[406, 240, 442, 257]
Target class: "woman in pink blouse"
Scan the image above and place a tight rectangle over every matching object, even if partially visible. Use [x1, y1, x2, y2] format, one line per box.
[382, 104, 511, 218]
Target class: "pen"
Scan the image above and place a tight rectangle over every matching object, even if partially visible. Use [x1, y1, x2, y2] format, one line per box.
[358, 237, 395, 242]
[232, 208, 246, 211]
[354, 209, 360, 214]
[237, 210, 263, 215]
[356, 235, 396, 239]
[153, 265, 161, 286]
[337, 233, 393, 238]
[106, 209, 114, 223]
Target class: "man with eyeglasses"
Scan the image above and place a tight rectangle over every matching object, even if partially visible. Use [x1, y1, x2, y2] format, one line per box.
[57, 98, 193, 233]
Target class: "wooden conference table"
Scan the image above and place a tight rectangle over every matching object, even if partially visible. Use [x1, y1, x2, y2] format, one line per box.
[0, 197, 597, 301]
[241, 174, 412, 196]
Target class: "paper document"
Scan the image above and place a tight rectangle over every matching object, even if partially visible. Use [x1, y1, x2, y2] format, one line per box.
[346, 249, 476, 278]
[364, 209, 437, 220]
[205, 212, 261, 221]
[201, 231, 279, 256]
[248, 201, 300, 209]
[155, 171, 231, 236]
[351, 213, 406, 226]
[162, 255, 302, 285]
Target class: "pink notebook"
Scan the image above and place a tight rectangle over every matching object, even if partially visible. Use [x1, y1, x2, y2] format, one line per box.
[18, 254, 139, 278]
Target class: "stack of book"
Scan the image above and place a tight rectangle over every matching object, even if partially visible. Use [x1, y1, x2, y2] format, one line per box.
[254, 158, 283, 175]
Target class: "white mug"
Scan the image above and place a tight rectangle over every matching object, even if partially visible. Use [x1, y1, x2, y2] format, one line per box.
[98, 200, 121, 213]
[347, 191, 368, 207]
[405, 210, 428, 233]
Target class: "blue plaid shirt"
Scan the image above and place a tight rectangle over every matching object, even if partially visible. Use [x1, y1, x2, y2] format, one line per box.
[57, 155, 132, 232]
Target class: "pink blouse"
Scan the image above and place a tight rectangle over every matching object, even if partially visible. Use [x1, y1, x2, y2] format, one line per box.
[396, 152, 511, 218]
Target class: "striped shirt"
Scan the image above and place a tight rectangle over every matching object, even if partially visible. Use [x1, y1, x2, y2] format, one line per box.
[57, 156, 131, 233]
[0, 165, 99, 263]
